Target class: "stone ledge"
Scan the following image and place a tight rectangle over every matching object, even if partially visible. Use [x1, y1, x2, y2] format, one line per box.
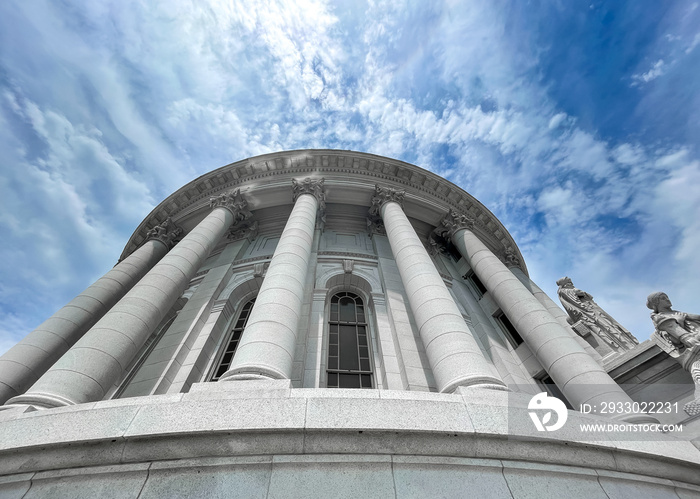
[1, 454, 700, 499]
[0, 387, 698, 487]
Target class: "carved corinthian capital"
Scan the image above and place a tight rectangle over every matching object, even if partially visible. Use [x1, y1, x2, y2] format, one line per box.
[292, 178, 326, 230]
[210, 189, 253, 225]
[499, 246, 521, 268]
[434, 209, 476, 240]
[292, 178, 326, 205]
[146, 217, 183, 249]
[368, 185, 406, 217]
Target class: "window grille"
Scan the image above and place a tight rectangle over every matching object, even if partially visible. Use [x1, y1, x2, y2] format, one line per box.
[327, 292, 373, 389]
[209, 298, 255, 381]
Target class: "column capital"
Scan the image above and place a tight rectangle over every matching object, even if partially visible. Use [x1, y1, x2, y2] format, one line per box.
[210, 189, 253, 224]
[292, 178, 326, 231]
[435, 209, 476, 239]
[292, 177, 326, 205]
[499, 245, 521, 268]
[145, 217, 183, 249]
[369, 184, 405, 217]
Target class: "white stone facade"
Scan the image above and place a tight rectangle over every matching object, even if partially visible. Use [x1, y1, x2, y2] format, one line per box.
[0, 150, 699, 497]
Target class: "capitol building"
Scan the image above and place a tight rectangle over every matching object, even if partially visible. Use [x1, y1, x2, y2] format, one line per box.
[0, 150, 699, 497]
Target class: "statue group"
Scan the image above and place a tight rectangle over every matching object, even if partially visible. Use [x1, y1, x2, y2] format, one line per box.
[556, 278, 700, 415]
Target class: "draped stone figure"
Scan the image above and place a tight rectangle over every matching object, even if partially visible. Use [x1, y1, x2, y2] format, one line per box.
[556, 277, 638, 355]
[647, 292, 700, 416]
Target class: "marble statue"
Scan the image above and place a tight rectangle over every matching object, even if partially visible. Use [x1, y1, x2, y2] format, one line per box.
[556, 277, 638, 350]
[646, 292, 700, 351]
[647, 292, 700, 415]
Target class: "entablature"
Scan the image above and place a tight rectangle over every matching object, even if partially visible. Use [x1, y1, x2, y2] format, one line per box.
[120, 150, 526, 274]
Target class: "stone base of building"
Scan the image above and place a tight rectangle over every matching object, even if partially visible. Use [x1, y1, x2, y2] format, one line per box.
[1, 383, 699, 498]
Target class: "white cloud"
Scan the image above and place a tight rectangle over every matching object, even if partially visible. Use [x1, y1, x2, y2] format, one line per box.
[685, 33, 700, 53]
[612, 143, 646, 165]
[0, 91, 157, 335]
[632, 59, 666, 84]
[548, 113, 567, 130]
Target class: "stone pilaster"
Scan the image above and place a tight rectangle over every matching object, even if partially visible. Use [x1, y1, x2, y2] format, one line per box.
[444, 211, 656, 421]
[220, 178, 324, 381]
[0, 218, 181, 405]
[372, 187, 506, 393]
[7, 192, 247, 408]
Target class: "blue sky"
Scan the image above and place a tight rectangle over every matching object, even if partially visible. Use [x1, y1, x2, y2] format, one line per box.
[1, 0, 699, 355]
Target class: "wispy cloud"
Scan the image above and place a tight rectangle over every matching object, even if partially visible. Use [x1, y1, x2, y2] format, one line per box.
[632, 59, 666, 84]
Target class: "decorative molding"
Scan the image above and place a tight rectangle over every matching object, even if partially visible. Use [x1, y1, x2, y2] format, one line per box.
[370, 292, 387, 307]
[193, 269, 210, 280]
[439, 272, 454, 285]
[227, 220, 259, 242]
[253, 262, 266, 278]
[317, 251, 378, 261]
[209, 189, 253, 225]
[316, 263, 382, 292]
[292, 177, 327, 231]
[230, 255, 274, 267]
[343, 259, 354, 274]
[121, 151, 524, 272]
[145, 217, 183, 249]
[366, 215, 386, 238]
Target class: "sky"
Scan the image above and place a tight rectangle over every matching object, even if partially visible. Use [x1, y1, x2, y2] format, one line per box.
[1, 0, 699, 356]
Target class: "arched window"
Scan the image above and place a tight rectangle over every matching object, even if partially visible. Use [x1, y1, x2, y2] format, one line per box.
[327, 292, 373, 389]
[209, 298, 255, 381]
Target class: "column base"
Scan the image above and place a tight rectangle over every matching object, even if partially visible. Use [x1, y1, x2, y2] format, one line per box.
[440, 375, 509, 394]
[612, 412, 661, 424]
[5, 391, 77, 410]
[218, 366, 287, 382]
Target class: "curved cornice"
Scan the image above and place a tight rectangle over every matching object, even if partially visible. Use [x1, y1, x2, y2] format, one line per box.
[120, 149, 527, 274]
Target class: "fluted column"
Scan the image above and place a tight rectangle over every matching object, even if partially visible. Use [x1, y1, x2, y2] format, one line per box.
[220, 178, 324, 381]
[509, 266, 603, 364]
[371, 186, 506, 393]
[7, 190, 250, 408]
[0, 219, 182, 405]
[440, 210, 655, 421]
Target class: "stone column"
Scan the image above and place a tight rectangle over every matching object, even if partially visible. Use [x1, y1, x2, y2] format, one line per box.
[441, 210, 655, 421]
[7, 190, 251, 408]
[0, 219, 182, 405]
[220, 178, 325, 381]
[370, 185, 506, 393]
[509, 266, 604, 364]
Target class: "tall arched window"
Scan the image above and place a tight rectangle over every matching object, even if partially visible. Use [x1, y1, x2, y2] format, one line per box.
[209, 298, 255, 381]
[327, 292, 373, 389]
